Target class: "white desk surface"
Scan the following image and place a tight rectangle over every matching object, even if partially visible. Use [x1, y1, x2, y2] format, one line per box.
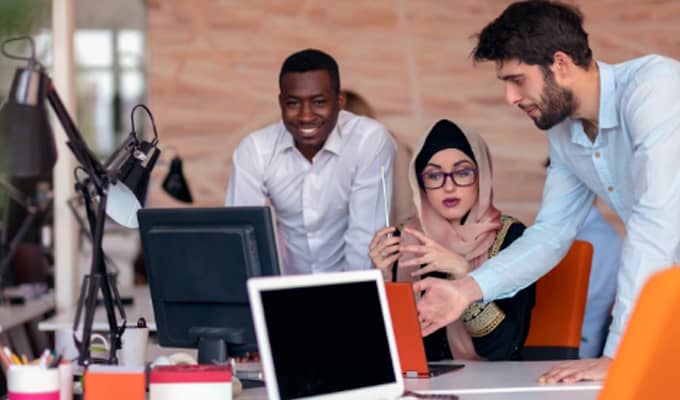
[406, 360, 601, 395]
[0, 292, 55, 333]
[238, 361, 601, 400]
[38, 286, 156, 332]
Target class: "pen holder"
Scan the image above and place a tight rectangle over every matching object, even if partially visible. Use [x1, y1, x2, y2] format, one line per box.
[119, 325, 149, 367]
[7, 364, 60, 400]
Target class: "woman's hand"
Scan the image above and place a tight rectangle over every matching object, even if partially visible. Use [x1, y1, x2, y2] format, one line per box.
[369, 226, 401, 271]
[398, 227, 471, 279]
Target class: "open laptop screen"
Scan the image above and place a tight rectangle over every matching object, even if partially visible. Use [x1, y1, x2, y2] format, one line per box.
[251, 272, 401, 399]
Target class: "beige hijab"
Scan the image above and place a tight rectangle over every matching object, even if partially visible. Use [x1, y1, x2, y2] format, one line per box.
[399, 120, 502, 360]
[402, 121, 501, 268]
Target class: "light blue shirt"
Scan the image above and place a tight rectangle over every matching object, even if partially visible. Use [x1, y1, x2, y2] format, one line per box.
[577, 205, 621, 358]
[470, 55, 680, 357]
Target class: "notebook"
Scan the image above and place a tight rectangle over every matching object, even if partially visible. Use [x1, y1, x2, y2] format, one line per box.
[385, 282, 464, 378]
[247, 270, 405, 400]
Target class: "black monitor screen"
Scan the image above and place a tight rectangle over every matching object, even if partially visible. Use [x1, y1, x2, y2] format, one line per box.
[138, 206, 280, 358]
[260, 281, 396, 399]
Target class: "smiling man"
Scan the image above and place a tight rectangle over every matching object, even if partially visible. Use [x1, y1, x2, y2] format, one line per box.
[412, 0, 680, 384]
[226, 49, 396, 274]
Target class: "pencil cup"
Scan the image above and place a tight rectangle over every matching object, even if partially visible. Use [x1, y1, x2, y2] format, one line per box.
[119, 325, 149, 367]
[7, 364, 60, 400]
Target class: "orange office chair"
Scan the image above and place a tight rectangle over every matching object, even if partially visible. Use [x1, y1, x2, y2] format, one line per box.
[521, 240, 593, 360]
[598, 267, 680, 400]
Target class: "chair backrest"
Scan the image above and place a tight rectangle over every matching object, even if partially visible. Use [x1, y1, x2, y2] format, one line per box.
[598, 267, 680, 400]
[521, 240, 593, 360]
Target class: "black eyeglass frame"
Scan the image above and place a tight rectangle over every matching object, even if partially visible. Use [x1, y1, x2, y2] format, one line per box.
[419, 168, 478, 190]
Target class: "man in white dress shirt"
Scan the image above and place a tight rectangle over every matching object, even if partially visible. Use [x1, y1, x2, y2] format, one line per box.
[413, 0, 680, 383]
[226, 49, 396, 274]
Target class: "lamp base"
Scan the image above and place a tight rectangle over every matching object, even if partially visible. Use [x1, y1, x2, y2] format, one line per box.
[73, 272, 126, 366]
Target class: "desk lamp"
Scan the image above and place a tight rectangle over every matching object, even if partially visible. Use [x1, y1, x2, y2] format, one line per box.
[0, 36, 161, 366]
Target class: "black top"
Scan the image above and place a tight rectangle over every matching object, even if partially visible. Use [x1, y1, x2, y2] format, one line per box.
[423, 221, 536, 361]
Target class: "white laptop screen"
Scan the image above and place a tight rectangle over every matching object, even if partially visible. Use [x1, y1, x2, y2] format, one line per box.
[259, 279, 397, 399]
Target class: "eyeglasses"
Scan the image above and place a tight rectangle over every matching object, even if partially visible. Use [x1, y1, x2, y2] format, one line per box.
[420, 168, 478, 189]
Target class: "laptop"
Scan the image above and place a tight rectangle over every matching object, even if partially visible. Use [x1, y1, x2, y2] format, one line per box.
[385, 282, 464, 378]
[247, 270, 405, 400]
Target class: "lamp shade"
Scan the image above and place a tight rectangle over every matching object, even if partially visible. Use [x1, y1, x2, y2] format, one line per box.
[162, 156, 193, 203]
[0, 66, 57, 178]
[106, 140, 160, 228]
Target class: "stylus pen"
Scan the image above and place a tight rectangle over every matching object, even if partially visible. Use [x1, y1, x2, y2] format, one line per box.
[380, 165, 390, 228]
[380, 165, 399, 283]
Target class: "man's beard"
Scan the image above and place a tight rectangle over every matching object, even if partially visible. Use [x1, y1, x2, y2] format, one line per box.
[533, 72, 577, 130]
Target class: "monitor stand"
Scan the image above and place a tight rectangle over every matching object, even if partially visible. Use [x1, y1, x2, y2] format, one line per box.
[189, 326, 245, 364]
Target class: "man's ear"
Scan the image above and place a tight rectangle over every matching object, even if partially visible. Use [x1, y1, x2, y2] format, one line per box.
[551, 51, 575, 82]
[337, 91, 346, 109]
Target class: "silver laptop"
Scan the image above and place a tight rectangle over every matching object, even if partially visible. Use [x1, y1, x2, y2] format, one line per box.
[247, 270, 405, 400]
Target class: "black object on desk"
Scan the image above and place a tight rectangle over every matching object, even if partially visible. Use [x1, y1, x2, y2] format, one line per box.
[138, 206, 281, 364]
[1, 36, 162, 366]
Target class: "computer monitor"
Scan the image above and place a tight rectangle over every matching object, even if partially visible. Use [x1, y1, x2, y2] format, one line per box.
[138, 206, 281, 363]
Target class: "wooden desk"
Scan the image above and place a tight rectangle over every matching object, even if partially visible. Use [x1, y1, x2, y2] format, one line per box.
[238, 360, 601, 400]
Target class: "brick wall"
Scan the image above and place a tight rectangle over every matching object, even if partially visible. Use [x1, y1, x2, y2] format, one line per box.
[147, 0, 680, 229]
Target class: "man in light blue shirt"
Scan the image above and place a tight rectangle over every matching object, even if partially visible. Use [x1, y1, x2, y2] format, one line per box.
[577, 204, 621, 359]
[413, 0, 680, 383]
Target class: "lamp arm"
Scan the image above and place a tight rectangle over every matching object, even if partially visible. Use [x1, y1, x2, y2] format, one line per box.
[45, 77, 106, 191]
[43, 76, 127, 365]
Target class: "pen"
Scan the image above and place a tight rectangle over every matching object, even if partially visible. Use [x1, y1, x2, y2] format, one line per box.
[4, 347, 20, 365]
[0, 346, 11, 369]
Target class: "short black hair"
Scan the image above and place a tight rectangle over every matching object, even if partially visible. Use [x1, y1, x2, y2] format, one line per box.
[279, 49, 340, 94]
[472, 0, 592, 70]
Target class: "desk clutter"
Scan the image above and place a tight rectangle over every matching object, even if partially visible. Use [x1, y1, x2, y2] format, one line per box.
[83, 364, 233, 400]
[2, 344, 236, 400]
[2, 347, 72, 400]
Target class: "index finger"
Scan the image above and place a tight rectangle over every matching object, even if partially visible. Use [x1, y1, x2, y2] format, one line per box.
[403, 227, 433, 245]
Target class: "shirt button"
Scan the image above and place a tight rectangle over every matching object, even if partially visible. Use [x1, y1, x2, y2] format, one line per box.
[594, 151, 601, 158]
[608, 186, 614, 192]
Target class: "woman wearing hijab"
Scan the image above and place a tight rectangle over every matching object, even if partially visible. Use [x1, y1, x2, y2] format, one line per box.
[369, 119, 535, 361]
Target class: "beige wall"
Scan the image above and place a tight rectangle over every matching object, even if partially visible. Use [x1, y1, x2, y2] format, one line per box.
[146, 0, 680, 229]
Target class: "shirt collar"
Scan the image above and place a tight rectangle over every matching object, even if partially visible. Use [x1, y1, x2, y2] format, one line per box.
[277, 113, 344, 157]
[597, 61, 619, 130]
[566, 61, 618, 147]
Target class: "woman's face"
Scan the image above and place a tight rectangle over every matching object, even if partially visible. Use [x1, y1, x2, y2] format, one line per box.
[420, 148, 479, 224]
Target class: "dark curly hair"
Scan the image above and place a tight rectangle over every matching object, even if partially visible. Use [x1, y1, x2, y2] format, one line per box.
[279, 49, 340, 94]
[472, 0, 592, 70]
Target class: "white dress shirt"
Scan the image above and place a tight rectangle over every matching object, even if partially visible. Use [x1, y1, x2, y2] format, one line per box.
[226, 110, 396, 275]
[470, 55, 680, 357]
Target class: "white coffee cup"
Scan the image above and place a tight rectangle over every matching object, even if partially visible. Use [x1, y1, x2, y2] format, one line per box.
[119, 325, 149, 367]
